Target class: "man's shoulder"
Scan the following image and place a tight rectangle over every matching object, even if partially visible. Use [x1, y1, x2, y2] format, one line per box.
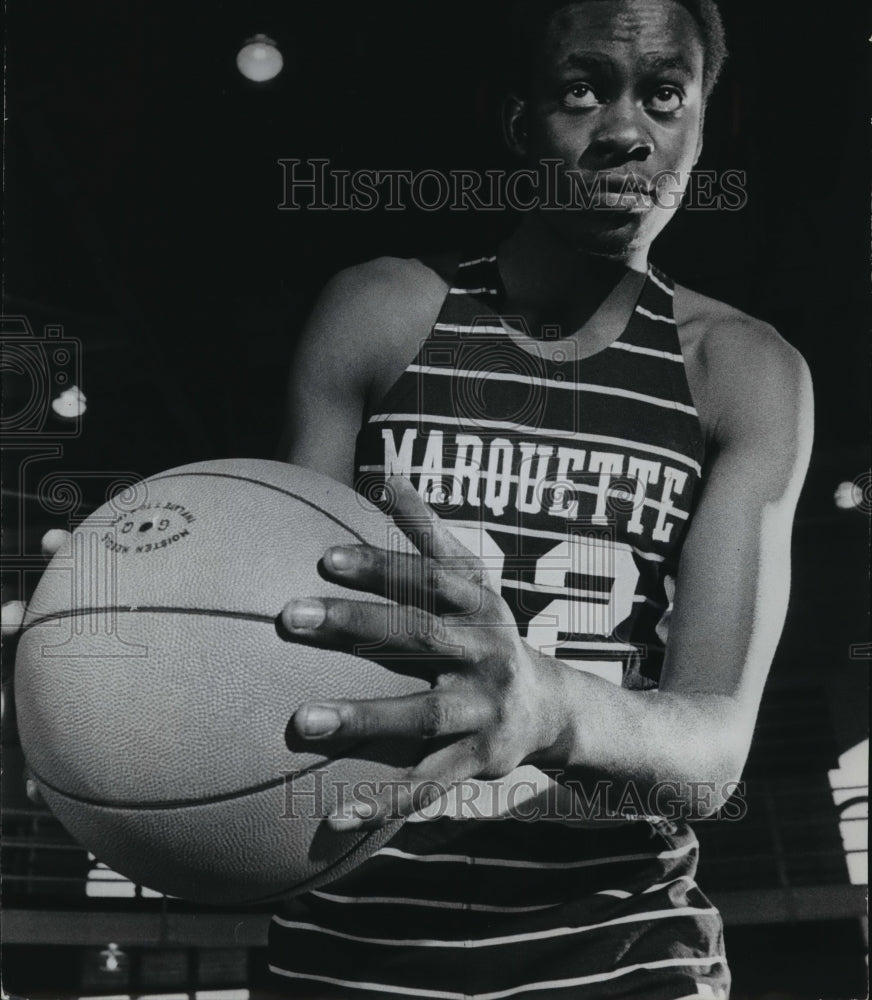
[673, 282, 811, 447]
[312, 256, 457, 403]
[674, 283, 813, 454]
[674, 282, 808, 381]
[326, 255, 451, 313]
[314, 256, 448, 354]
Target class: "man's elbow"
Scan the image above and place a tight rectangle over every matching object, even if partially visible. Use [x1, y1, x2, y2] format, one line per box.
[656, 712, 752, 819]
[674, 763, 745, 820]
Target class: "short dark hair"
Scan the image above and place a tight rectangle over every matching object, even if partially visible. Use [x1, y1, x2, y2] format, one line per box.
[507, 0, 727, 101]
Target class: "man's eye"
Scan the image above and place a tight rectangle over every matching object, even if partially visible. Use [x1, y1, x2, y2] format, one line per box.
[562, 83, 599, 109]
[648, 86, 684, 113]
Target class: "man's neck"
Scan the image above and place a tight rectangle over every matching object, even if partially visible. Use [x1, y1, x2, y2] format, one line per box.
[497, 214, 651, 342]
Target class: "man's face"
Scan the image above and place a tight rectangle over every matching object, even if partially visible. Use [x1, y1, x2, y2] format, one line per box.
[512, 0, 706, 258]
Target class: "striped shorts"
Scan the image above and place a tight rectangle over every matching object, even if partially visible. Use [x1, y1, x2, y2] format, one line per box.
[266, 816, 730, 999]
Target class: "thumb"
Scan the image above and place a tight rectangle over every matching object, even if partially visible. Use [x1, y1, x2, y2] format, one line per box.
[1, 601, 26, 637]
[41, 528, 72, 557]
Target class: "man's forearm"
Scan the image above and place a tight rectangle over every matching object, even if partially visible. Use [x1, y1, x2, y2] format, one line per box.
[524, 645, 749, 818]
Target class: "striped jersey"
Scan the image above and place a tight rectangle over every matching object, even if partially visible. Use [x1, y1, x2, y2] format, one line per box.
[268, 254, 729, 999]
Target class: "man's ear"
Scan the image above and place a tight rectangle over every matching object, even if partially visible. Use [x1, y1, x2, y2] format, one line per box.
[503, 94, 529, 157]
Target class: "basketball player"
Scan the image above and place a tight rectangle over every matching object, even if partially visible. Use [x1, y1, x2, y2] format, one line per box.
[267, 1, 813, 998]
[10, 1, 811, 997]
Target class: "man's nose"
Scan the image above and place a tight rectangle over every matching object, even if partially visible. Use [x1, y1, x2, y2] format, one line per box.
[580, 98, 653, 169]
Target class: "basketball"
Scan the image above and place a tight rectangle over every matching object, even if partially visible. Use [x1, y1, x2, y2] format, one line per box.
[14, 459, 427, 905]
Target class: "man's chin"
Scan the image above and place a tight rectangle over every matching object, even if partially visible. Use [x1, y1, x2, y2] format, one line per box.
[546, 210, 652, 259]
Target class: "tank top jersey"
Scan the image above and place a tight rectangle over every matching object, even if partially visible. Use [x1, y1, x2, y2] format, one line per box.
[267, 254, 730, 1000]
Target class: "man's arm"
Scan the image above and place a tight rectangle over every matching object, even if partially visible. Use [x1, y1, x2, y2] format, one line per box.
[532, 319, 815, 811]
[278, 257, 446, 485]
[277, 265, 378, 485]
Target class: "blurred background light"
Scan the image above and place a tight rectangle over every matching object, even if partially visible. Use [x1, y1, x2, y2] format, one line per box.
[828, 739, 869, 886]
[236, 34, 283, 83]
[51, 384, 86, 419]
[833, 478, 867, 511]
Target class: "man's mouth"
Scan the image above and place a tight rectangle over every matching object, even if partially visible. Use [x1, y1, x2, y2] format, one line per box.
[564, 172, 656, 210]
[588, 176, 655, 210]
[593, 174, 654, 195]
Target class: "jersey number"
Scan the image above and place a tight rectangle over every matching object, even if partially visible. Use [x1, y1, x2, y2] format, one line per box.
[447, 525, 639, 662]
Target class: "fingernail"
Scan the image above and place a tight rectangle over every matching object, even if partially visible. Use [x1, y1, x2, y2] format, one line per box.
[298, 704, 341, 736]
[326, 547, 354, 570]
[25, 778, 44, 805]
[328, 814, 362, 832]
[327, 800, 376, 831]
[286, 600, 325, 629]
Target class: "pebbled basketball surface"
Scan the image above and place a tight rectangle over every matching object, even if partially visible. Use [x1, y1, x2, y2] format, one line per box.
[15, 459, 427, 904]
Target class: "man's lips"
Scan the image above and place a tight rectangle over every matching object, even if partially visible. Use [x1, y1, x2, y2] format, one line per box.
[579, 177, 656, 212]
[583, 174, 654, 195]
[559, 172, 658, 210]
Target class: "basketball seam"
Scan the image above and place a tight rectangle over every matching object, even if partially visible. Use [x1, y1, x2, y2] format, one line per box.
[21, 603, 387, 631]
[24, 469, 389, 632]
[21, 606, 277, 631]
[224, 834, 384, 905]
[147, 470, 373, 544]
[28, 759, 338, 810]
[246, 826, 391, 903]
[33, 773, 390, 904]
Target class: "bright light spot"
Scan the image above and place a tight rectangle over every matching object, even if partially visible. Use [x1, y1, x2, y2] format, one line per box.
[829, 738, 869, 885]
[86, 881, 136, 898]
[236, 35, 283, 82]
[195, 992, 250, 1000]
[97, 944, 126, 975]
[87, 861, 136, 897]
[101, 950, 120, 973]
[52, 385, 87, 419]
[834, 480, 863, 510]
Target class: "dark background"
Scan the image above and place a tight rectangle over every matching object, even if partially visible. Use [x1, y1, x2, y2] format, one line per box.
[2, 2, 869, 998]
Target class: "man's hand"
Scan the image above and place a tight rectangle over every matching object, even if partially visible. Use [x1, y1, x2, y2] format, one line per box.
[280, 477, 564, 832]
[2, 529, 71, 635]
